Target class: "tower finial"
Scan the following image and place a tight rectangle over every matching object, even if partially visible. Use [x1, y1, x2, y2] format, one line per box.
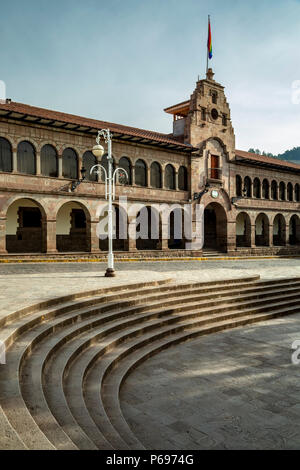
[206, 68, 214, 81]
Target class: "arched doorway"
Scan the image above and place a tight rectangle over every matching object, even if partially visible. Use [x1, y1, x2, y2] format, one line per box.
[56, 202, 90, 252]
[289, 215, 300, 245]
[236, 212, 251, 247]
[6, 198, 45, 253]
[255, 213, 269, 246]
[98, 204, 128, 251]
[204, 203, 227, 251]
[168, 208, 185, 250]
[273, 214, 286, 246]
[136, 206, 161, 250]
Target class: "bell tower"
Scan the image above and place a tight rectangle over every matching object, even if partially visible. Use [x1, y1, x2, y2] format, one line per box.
[164, 68, 236, 159]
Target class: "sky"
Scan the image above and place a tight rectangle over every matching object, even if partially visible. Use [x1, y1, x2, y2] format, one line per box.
[1, 0, 300, 154]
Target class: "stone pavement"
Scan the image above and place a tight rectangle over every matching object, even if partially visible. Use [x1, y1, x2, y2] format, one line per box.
[1, 257, 300, 449]
[121, 313, 300, 450]
[0, 257, 300, 319]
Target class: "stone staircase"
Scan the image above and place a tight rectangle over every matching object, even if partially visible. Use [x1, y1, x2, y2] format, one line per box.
[1, 275, 300, 450]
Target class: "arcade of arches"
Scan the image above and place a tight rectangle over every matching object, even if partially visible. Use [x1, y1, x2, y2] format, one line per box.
[3, 197, 299, 254]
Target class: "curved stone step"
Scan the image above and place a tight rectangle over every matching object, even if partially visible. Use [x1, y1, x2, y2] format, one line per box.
[1, 275, 300, 449]
[101, 302, 300, 449]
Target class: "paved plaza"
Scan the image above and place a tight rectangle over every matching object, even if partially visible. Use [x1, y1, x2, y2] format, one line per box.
[1, 258, 300, 449]
[0, 257, 300, 318]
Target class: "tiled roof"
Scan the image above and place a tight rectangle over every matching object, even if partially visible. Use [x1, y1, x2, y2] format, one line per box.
[0, 101, 194, 151]
[235, 149, 300, 171]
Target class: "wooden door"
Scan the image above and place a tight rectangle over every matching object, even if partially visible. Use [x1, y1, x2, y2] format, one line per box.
[211, 155, 219, 179]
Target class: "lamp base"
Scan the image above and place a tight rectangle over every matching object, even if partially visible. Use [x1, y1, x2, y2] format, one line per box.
[105, 268, 116, 277]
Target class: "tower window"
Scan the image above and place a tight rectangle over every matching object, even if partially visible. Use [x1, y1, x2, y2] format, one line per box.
[211, 91, 218, 104]
[211, 108, 219, 120]
[201, 108, 206, 121]
[222, 114, 227, 126]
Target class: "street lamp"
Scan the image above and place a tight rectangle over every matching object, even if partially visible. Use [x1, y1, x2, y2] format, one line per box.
[91, 129, 128, 278]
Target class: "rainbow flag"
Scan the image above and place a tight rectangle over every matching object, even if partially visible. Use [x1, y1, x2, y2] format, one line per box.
[207, 17, 212, 60]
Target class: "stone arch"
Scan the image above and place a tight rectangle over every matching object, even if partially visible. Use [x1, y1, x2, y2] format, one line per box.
[136, 205, 161, 250]
[279, 182, 285, 201]
[273, 213, 286, 246]
[203, 201, 228, 251]
[262, 179, 270, 199]
[98, 203, 128, 252]
[135, 159, 147, 187]
[150, 161, 162, 188]
[17, 140, 36, 175]
[0, 136, 13, 172]
[236, 212, 251, 247]
[6, 197, 47, 253]
[118, 156, 132, 185]
[56, 201, 91, 252]
[165, 164, 176, 190]
[235, 175, 242, 197]
[271, 180, 278, 200]
[244, 176, 252, 197]
[253, 177, 261, 198]
[178, 166, 188, 191]
[168, 206, 186, 249]
[289, 214, 300, 245]
[287, 182, 294, 202]
[255, 213, 269, 246]
[295, 184, 300, 202]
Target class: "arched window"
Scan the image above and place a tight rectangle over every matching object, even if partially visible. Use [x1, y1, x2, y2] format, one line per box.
[178, 166, 188, 191]
[62, 148, 78, 179]
[236, 175, 242, 197]
[135, 159, 147, 187]
[119, 157, 132, 184]
[0, 137, 12, 172]
[17, 141, 36, 175]
[41, 144, 58, 177]
[295, 184, 300, 202]
[262, 179, 269, 199]
[82, 151, 97, 181]
[253, 178, 261, 198]
[244, 176, 251, 197]
[271, 180, 278, 200]
[279, 182, 285, 201]
[287, 182, 293, 202]
[165, 164, 175, 190]
[150, 162, 161, 188]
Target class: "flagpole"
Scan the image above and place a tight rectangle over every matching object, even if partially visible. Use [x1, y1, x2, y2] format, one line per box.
[206, 15, 210, 74]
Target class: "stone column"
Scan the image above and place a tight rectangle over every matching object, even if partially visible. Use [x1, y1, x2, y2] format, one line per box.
[250, 224, 256, 247]
[12, 149, 17, 173]
[43, 219, 57, 253]
[0, 218, 7, 253]
[128, 220, 137, 251]
[131, 166, 136, 186]
[58, 155, 63, 178]
[78, 155, 82, 180]
[160, 223, 169, 250]
[161, 170, 164, 189]
[268, 224, 273, 247]
[175, 171, 179, 191]
[227, 220, 236, 254]
[285, 223, 290, 245]
[146, 167, 150, 187]
[36, 151, 41, 175]
[90, 220, 101, 253]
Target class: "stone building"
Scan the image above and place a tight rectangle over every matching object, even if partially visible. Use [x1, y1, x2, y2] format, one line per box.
[0, 68, 299, 257]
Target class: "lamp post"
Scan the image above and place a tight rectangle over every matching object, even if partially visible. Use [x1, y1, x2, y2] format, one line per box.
[91, 129, 128, 278]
